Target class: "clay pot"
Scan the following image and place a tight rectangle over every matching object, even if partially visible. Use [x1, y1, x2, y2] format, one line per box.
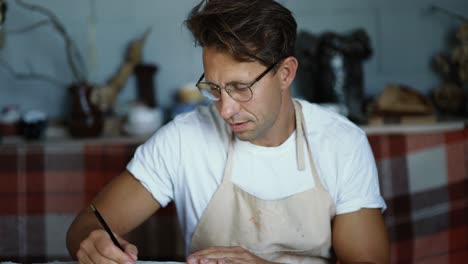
[68, 83, 103, 138]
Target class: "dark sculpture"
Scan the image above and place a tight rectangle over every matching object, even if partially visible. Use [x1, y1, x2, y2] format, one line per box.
[134, 63, 158, 108]
[0, 0, 6, 27]
[296, 29, 372, 123]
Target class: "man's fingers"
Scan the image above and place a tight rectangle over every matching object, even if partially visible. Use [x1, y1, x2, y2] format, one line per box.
[77, 230, 137, 264]
[200, 258, 218, 264]
[188, 255, 220, 264]
[123, 242, 139, 261]
[95, 238, 134, 264]
[191, 246, 243, 257]
[76, 248, 95, 264]
[218, 258, 245, 264]
[86, 238, 122, 264]
[195, 257, 245, 264]
[79, 237, 102, 263]
[188, 247, 249, 264]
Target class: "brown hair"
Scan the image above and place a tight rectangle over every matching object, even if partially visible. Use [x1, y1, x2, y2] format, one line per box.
[185, 0, 297, 67]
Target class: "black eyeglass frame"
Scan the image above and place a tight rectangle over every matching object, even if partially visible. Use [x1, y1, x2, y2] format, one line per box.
[195, 60, 281, 102]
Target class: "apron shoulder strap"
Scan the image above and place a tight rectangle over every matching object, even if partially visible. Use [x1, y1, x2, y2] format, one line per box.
[294, 100, 326, 191]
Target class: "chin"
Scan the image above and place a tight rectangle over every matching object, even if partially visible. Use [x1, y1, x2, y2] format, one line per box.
[234, 131, 256, 142]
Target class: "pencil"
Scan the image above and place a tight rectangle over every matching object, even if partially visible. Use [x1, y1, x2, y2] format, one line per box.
[90, 204, 125, 251]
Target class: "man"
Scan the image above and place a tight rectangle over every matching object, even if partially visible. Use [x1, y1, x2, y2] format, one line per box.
[66, 1, 390, 263]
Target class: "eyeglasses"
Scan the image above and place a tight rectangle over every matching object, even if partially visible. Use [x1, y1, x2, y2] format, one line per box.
[195, 60, 280, 102]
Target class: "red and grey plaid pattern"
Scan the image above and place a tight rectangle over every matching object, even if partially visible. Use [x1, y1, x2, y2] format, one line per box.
[369, 128, 468, 263]
[0, 140, 185, 263]
[0, 127, 467, 263]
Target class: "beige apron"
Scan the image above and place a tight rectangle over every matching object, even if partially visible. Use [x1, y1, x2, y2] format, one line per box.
[190, 101, 336, 264]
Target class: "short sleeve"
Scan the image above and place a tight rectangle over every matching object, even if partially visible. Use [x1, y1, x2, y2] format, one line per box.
[126, 122, 181, 207]
[335, 133, 386, 215]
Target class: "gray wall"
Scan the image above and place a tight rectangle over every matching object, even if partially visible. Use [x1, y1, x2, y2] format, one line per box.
[0, 0, 467, 118]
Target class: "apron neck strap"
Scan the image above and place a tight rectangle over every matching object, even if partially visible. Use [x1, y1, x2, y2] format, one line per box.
[224, 133, 235, 181]
[294, 100, 306, 171]
[294, 101, 325, 190]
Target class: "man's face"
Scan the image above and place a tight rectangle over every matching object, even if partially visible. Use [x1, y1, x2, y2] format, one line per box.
[202, 47, 285, 146]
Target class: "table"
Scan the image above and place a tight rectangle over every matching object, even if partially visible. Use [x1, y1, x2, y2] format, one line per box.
[366, 123, 468, 264]
[1, 122, 467, 264]
[0, 137, 185, 263]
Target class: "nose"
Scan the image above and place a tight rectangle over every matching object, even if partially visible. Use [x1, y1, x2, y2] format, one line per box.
[217, 90, 240, 120]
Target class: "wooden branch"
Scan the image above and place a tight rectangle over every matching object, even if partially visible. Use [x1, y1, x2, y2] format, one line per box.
[91, 29, 151, 112]
[0, 57, 67, 87]
[15, 0, 87, 82]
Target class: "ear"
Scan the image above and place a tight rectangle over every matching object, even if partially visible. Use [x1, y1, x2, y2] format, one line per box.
[278, 56, 298, 91]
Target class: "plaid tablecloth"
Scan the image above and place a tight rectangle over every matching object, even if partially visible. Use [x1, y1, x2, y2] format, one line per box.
[0, 138, 185, 263]
[368, 127, 468, 263]
[0, 126, 467, 263]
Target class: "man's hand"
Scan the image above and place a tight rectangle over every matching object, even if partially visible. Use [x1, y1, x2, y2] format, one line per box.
[187, 246, 275, 264]
[66, 170, 160, 261]
[76, 229, 138, 264]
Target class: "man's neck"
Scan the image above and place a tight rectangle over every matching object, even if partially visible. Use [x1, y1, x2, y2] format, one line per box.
[250, 98, 296, 147]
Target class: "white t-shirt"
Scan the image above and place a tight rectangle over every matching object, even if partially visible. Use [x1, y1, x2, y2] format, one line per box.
[127, 99, 386, 250]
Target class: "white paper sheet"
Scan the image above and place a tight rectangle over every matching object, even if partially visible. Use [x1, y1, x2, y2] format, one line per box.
[0, 261, 185, 264]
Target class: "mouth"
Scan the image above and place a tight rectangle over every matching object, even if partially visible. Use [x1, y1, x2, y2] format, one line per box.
[229, 121, 249, 132]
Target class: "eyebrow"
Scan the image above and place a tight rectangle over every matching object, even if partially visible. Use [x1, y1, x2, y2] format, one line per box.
[204, 78, 250, 87]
